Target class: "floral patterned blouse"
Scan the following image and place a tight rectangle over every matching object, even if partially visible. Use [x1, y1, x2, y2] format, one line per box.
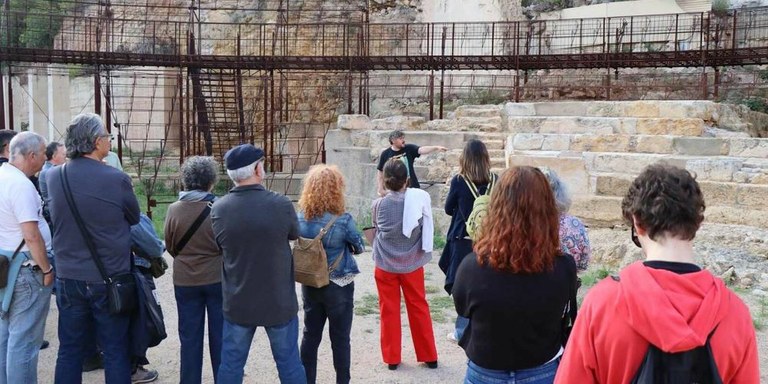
[559, 214, 591, 271]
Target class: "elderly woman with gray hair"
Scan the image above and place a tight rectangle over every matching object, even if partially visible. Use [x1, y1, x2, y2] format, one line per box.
[540, 167, 591, 271]
[164, 156, 223, 384]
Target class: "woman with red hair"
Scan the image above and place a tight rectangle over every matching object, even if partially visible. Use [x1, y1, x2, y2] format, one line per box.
[452, 166, 577, 384]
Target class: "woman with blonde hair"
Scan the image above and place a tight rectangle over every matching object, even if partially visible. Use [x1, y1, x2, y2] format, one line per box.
[297, 164, 365, 384]
[452, 166, 577, 384]
[440, 139, 497, 342]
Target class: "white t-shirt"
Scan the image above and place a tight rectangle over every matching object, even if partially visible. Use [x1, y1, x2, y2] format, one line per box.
[0, 164, 52, 251]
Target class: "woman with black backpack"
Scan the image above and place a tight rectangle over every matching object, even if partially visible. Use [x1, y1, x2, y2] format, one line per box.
[439, 139, 497, 343]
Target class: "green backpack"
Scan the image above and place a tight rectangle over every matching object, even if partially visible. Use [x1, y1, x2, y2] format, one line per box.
[463, 175, 495, 240]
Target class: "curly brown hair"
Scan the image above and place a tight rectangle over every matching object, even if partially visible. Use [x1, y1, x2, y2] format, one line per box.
[473, 166, 561, 274]
[298, 164, 346, 220]
[621, 163, 705, 241]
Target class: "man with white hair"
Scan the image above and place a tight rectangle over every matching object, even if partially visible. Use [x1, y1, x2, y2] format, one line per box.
[211, 144, 306, 384]
[0, 131, 55, 383]
[46, 113, 140, 383]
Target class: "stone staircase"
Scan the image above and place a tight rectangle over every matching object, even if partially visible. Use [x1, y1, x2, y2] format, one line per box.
[328, 100, 768, 231]
[505, 101, 768, 228]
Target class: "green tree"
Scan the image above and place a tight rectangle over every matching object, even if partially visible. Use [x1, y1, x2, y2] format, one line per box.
[1, 0, 71, 49]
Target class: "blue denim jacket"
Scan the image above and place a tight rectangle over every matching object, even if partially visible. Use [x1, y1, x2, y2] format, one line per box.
[131, 214, 165, 269]
[297, 211, 365, 279]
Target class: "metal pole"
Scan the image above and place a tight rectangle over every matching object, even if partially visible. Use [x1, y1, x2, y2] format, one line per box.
[178, 72, 185, 163]
[7, 65, 12, 131]
[713, 67, 720, 99]
[428, 73, 434, 120]
[0, 67, 5, 130]
[347, 73, 353, 114]
[269, 70, 275, 171]
[94, 73, 101, 116]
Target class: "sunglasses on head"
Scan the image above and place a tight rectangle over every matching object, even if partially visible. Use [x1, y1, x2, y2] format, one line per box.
[631, 226, 642, 248]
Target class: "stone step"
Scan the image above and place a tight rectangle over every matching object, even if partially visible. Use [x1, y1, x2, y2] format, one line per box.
[570, 195, 768, 229]
[263, 173, 304, 197]
[511, 133, 768, 158]
[504, 101, 722, 120]
[454, 104, 503, 118]
[508, 150, 766, 192]
[506, 116, 706, 137]
[592, 173, 768, 208]
[424, 116, 504, 132]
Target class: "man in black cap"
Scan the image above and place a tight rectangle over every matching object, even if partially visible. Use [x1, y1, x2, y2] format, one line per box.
[376, 130, 447, 197]
[211, 144, 306, 384]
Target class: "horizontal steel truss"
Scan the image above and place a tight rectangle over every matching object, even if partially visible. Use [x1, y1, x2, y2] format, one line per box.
[4, 48, 768, 70]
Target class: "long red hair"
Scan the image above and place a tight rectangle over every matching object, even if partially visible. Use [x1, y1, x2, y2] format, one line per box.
[473, 166, 561, 273]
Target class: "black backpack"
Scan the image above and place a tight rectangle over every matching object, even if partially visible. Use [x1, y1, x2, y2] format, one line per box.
[610, 276, 723, 384]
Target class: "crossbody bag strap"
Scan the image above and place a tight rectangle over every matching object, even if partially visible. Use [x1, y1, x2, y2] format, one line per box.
[315, 215, 340, 241]
[174, 202, 212, 255]
[328, 250, 344, 272]
[316, 215, 342, 273]
[59, 165, 111, 284]
[10, 240, 26, 260]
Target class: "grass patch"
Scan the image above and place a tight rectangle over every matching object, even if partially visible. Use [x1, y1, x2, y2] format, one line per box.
[354, 293, 380, 316]
[753, 296, 768, 331]
[425, 285, 440, 295]
[433, 233, 447, 250]
[428, 295, 455, 324]
[580, 267, 613, 287]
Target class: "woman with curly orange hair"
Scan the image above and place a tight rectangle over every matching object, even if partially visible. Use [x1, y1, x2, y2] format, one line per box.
[452, 166, 577, 384]
[297, 164, 365, 384]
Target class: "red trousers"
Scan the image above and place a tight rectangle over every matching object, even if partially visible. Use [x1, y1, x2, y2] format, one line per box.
[374, 267, 438, 365]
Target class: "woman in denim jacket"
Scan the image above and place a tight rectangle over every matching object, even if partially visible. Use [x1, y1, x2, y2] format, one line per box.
[297, 164, 365, 384]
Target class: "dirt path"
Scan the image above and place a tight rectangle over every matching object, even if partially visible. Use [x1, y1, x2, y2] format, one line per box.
[37, 251, 767, 383]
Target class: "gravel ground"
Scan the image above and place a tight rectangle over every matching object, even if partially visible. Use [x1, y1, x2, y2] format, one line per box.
[36, 248, 767, 383]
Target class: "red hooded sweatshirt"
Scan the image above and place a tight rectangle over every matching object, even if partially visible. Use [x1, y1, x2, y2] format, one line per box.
[555, 261, 759, 383]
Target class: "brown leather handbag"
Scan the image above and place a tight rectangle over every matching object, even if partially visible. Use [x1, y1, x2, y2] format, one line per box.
[292, 216, 343, 288]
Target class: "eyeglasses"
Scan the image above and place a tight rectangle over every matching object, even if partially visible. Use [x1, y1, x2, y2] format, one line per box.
[631, 226, 642, 248]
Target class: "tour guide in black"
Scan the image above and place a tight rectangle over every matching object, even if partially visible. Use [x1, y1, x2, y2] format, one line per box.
[376, 130, 448, 197]
[211, 144, 306, 384]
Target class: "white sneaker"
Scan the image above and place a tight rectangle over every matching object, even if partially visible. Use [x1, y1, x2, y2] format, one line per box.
[446, 332, 458, 344]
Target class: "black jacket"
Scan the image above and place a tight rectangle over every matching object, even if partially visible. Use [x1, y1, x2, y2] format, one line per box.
[211, 184, 299, 327]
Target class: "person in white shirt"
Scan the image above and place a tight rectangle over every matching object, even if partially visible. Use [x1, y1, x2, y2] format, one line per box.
[0, 131, 54, 384]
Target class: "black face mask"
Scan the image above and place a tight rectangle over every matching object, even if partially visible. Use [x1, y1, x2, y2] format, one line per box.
[631, 226, 642, 248]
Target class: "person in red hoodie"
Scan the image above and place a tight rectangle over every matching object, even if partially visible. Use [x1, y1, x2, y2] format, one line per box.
[555, 163, 759, 383]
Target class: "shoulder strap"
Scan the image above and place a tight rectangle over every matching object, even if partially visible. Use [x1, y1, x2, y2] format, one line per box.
[174, 202, 212, 255]
[485, 173, 495, 195]
[10, 240, 26, 260]
[461, 175, 479, 199]
[328, 250, 344, 273]
[59, 165, 111, 283]
[315, 215, 340, 241]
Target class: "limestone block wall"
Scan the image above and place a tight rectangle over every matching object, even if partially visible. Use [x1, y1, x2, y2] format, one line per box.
[329, 100, 768, 233]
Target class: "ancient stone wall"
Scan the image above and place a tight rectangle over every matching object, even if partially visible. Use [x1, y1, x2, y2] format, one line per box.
[328, 101, 768, 234]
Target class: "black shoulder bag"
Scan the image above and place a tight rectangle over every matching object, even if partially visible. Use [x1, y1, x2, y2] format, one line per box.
[59, 165, 137, 315]
[172, 202, 212, 256]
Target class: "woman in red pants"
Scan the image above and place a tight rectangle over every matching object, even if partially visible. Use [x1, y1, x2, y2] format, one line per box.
[371, 157, 438, 371]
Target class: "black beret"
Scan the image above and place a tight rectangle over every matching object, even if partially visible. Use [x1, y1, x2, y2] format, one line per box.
[224, 144, 264, 170]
